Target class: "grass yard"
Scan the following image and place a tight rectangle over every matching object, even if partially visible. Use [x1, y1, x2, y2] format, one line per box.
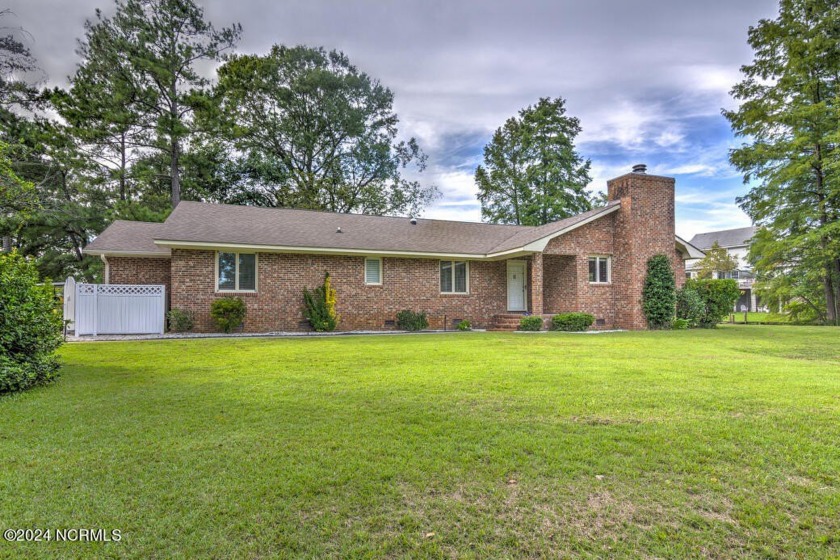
[728, 312, 793, 325]
[1, 327, 839, 559]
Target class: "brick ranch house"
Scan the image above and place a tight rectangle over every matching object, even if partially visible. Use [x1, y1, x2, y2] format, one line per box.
[84, 167, 704, 332]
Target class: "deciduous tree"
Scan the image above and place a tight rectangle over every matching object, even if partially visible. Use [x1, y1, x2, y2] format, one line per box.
[694, 242, 738, 279]
[209, 45, 437, 216]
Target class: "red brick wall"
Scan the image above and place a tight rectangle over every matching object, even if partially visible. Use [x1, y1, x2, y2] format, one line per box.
[543, 255, 577, 313]
[542, 214, 617, 327]
[170, 249, 509, 333]
[607, 172, 680, 329]
[107, 257, 171, 297]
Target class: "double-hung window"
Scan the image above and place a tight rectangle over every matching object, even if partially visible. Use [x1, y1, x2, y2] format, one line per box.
[365, 257, 382, 285]
[588, 256, 611, 284]
[440, 260, 468, 294]
[217, 252, 257, 292]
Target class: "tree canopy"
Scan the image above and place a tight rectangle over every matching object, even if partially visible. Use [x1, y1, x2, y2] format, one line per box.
[693, 242, 739, 279]
[1, 10, 437, 281]
[475, 97, 593, 226]
[77, 0, 241, 208]
[724, 0, 840, 324]
[208, 45, 437, 216]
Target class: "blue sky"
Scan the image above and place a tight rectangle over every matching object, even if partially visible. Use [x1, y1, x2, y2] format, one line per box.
[14, 0, 781, 238]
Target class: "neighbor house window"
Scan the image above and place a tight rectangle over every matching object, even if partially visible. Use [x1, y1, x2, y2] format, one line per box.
[588, 256, 611, 284]
[217, 252, 257, 292]
[365, 257, 382, 285]
[440, 261, 468, 293]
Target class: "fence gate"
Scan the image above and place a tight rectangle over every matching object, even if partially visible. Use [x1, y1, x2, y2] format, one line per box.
[63, 276, 76, 331]
[75, 284, 165, 336]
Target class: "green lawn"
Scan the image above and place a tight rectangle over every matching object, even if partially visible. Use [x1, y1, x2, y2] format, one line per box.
[729, 312, 793, 324]
[1, 327, 839, 559]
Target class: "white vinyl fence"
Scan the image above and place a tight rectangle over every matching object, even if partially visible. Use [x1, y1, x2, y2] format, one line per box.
[72, 282, 165, 336]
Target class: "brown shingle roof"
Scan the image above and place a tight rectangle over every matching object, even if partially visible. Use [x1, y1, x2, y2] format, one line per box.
[85, 220, 171, 256]
[85, 200, 622, 258]
[488, 201, 621, 253]
[157, 201, 534, 255]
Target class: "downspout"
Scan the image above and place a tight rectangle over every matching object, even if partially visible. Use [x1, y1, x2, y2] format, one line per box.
[100, 254, 110, 284]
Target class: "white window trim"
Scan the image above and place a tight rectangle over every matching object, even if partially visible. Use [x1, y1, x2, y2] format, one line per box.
[215, 251, 259, 293]
[588, 255, 611, 285]
[364, 257, 383, 286]
[440, 260, 470, 294]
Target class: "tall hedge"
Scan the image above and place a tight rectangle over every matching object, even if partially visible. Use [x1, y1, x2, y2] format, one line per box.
[684, 278, 740, 328]
[641, 254, 676, 329]
[0, 252, 63, 394]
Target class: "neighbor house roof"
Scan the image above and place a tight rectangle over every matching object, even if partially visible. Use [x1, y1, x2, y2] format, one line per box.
[85, 221, 171, 257]
[86, 199, 693, 260]
[689, 226, 756, 250]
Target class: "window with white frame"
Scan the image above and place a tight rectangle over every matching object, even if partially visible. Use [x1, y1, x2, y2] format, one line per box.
[440, 260, 468, 293]
[588, 256, 611, 284]
[364, 257, 382, 285]
[217, 252, 257, 291]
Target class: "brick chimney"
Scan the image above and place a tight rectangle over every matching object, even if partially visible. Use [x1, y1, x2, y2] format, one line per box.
[607, 165, 678, 329]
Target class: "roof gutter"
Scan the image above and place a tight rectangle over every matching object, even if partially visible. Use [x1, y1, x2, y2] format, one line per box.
[84, 249, 172, 258]
[153, 240, 490, 260]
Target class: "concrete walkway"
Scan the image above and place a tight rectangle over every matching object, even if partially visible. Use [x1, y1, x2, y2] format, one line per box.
[66, 329, 484, 342]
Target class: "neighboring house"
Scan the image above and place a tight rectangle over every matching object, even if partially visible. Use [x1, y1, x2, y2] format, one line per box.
[85, 166, 703, 332]
[686, 226, 759, 311]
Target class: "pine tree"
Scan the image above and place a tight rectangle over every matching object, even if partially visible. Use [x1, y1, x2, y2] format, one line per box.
[475, 97, 593, 226]
[724, 0, 840, 324]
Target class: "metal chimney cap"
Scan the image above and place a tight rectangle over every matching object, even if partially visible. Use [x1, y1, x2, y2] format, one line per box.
[336, 226, 342, 233]
[632, 163, 647, 174]
[410, 217, 417, 225]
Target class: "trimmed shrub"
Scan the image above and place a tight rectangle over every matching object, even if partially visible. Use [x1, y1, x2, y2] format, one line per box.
[210, 297, 246, 333]
[685, 278, 740, 328]
[518, 316, 543, 331]
[396, 310, 428, 331]
[673, 318, 690, 330]
[303, 272, 339, 332]
[642, 254, 676, 329]
[550, 312, 594, 332]
[167, 308, 194, 332]
[0, 251, 63, 394]
[457, 320, 471, 331]
[676, 286, 704, 328]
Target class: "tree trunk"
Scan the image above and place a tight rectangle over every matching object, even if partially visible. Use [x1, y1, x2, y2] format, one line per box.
[829, 258, 840, 325]
[823, 273, 837, 325]
[171, 137, 180, 208]
[120, 132, 127, 201]
[2, 235, 11, 252]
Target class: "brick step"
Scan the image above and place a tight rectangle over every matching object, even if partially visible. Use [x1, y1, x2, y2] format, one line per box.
[489, 313, 528, 331]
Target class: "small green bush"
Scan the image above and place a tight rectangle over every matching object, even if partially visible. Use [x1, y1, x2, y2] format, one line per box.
[303, 272, 339, 332]
[457, 320, 471, 331]
[676, 286, 704, 327]
[518, 316, 543, 331]
[550, 312, 594, 332]
[210, 297, 246, 333]
[642, 254, 676, 329]
[167, 308, 194, 332]
[396, 310, 428, 331]
[685, 278, 740, 328]
[0, 251, 63, 394]
[673, 318, 690, 330]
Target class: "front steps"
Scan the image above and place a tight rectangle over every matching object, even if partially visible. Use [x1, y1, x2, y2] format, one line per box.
[488, 313, 532, 331]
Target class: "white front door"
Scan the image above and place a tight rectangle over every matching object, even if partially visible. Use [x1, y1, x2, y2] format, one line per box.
[507, 261, 527, 311]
